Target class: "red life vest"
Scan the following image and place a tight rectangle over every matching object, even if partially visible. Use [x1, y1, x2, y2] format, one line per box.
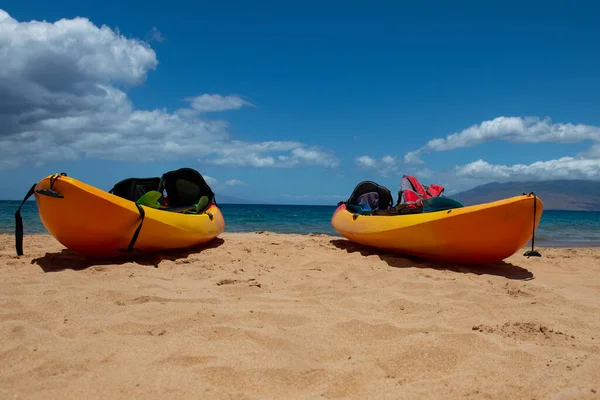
[399, 175, 445, 207]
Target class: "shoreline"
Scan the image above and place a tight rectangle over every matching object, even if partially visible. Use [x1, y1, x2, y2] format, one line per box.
[4, 232, 600, 250]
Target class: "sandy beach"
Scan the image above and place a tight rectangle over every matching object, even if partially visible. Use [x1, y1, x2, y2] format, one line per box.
[0, 232, 599, 399]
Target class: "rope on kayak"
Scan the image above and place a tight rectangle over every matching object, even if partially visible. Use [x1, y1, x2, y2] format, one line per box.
[523, 192, 542, 258]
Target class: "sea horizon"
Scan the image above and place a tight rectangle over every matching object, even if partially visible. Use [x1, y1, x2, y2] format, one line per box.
[2, 200, 600, 248]
[3, 199, 600, 212]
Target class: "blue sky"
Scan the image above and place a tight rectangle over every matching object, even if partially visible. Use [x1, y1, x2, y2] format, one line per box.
[0, 1, 599, 204]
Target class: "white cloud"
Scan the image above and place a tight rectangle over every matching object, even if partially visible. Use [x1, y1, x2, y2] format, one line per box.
[185, 94, 254, 113]
[403, 151, 425, 165]
[0, 10, 337, 171]
[404, 116, 600, 164]
[580, 143, 600, 159]
[146, 26, 165, 43]
[0, 10, 157, 86]
[355, 154, 401, 176]
[381, 155, 396, 165]
[388, 115, 600, 191]
[204, 175, 217, 186]
[225, 179, 246, 187]
[455, 157, 600, 181]
[357, 155, 400, 168]
[202, 142, 339, 168]
[291, 147, 336, 167]
[355, 156, 375, 168]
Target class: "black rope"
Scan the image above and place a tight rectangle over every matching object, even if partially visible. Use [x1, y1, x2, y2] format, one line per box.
[523, 192, 542, 258]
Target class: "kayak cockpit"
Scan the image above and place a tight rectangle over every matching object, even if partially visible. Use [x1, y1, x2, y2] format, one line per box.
[339, 175, 464, 217]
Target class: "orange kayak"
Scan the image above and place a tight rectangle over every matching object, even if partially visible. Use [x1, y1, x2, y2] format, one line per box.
[331, 194, 543, 264]
[15, 172, 225, 257]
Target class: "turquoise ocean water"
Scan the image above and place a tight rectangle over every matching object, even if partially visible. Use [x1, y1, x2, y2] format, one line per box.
[1, 201, 599, 247]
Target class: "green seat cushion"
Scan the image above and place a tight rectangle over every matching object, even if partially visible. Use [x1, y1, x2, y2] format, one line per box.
[136, 190, 164, 208]
[196, 196, 209, 212]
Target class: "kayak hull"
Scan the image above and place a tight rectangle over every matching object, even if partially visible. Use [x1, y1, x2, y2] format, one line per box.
[331, 194, 543, 264]
[33, 174, 225, 257]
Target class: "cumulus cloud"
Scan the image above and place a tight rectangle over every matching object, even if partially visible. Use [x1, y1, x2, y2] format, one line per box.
[404, 116, 600, 164]
[455, 157, 600, 181]
[291, 147, 337, 167]
[204, 175, 217, 186]
[0, 10, 337, 171]
[580, 143, 600, 159]
[185, 94, 254, 113]
[355, 154, 401, 176]
[225, 179, 246, 187]
[202, 142, 339, 168]
[382, 115, 600, 188]
[355, 156, 375, 168]
[403, 151, 425, 165]
[201, 176, 248, 190]
[356, 155, 399, 168]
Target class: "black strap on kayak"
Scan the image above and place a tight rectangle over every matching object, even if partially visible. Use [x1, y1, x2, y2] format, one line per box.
[119, 203, 146, 253]
[14, 183, 37, 256]
[15, 173, 67, 256]
[523, 192, 542, 258]
[117, 203, 158, 268]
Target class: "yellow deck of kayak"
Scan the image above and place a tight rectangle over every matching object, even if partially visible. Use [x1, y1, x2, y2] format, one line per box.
[34, 174, 225, 257]
[331, 193, 543, 264]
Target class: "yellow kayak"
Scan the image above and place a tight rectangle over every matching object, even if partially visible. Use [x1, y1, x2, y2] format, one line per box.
[15, 168, 225, 257]
[331, 193, 543, 264]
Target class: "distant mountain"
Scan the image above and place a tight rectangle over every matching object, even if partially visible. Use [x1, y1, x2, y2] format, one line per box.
[452, 180, 600, 211]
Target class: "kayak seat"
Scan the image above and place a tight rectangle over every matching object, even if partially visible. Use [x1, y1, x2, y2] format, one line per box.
[109, 167, 216, 215]
[172, 196, 210, 215]
[135, 190, 164, 208]
[157, 168, 215, 214]
[345, 181, 394, 212]
[342, 176, 465, 217]
[109, 177, 164, 205]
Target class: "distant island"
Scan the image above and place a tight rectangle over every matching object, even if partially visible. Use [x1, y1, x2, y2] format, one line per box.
[452, 180, 600, 211]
